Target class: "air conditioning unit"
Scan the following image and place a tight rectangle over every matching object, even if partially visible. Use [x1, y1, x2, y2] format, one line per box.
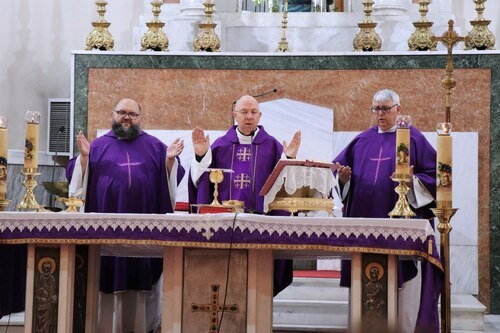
[47, 98, 71, 156]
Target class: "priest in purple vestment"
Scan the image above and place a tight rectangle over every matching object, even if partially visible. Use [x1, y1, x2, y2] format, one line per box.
[66, 98, 185, 333]
[333, 89, 441, 333]
[188, 95, 301, 296]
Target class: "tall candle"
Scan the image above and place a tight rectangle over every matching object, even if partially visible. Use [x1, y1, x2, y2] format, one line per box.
[436, 134, 452, 203]
[395, 115, 411, 175]
[0, 116, 7, 197]
[24, 111, 40, 170]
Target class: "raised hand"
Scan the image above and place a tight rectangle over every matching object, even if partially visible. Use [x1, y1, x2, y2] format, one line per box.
[282, 130, 301, 158]
[167, 138, 184, 161]
[191, 127, 210, 157]
[335, 162, 352, 186]
[77, 131, 90, 158]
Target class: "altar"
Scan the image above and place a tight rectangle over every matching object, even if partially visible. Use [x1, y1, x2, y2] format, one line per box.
[0, 212, 442, 333]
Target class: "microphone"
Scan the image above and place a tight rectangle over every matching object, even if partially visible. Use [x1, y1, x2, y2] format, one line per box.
[50, 126, 65, 207]
[247, 129, 257, 214]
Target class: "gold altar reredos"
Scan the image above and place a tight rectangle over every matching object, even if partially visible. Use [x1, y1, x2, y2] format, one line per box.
[86, 67, 491, 304]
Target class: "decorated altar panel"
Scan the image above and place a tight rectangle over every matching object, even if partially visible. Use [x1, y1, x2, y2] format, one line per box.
[0, 212, 441, 267]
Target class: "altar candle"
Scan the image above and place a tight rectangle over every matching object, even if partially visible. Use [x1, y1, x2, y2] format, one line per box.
[0, 116, 7, 197]
[24, 111, 40, 170]
[395, 115, 411, 175]
[436, 134, 452, 203]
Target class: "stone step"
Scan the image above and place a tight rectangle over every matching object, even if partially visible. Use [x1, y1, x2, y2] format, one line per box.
[273, 277, 487, 332]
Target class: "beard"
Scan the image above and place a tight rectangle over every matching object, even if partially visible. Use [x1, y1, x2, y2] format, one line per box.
[112, 121, 140, 140]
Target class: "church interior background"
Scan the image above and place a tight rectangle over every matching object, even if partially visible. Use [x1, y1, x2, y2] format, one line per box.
[1, 0, 500, 331]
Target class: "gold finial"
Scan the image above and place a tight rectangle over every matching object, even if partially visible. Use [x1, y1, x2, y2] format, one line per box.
[277, 0, 289, 52]
[353, 0, 382, 52]
[433, 20, 466, 123]
[193, 0, 221, 52]
[465, 0, 496, 50]
[408, 0, 437, 51]
[86, 0, 114, 51]
[141, 0, 169, 51]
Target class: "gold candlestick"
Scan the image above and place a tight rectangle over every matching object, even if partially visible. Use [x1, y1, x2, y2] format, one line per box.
[193, 0, 221, 52]
[389, 115, 415, 218]
[86, 0, 114, 51]
[353, 0, 382, 52]
[433, 19, 463, 333]
[465, 0, 495, 50]
[408, 0, 437, 51]
[0, 116, 8, 208]
[277, 0, 289, 52]
[17, 169, 42, 211]
[141, 0, 169, 51]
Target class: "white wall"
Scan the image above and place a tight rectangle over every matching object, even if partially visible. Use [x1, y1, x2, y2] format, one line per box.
[0, 0, 143, 154]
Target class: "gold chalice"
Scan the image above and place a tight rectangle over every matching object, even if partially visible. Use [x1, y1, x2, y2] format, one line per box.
[209, 169, 224, 206]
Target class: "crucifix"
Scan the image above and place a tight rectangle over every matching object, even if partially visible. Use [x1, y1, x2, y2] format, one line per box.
[191, 284, 239, 333]
[433, 20, 467, 124]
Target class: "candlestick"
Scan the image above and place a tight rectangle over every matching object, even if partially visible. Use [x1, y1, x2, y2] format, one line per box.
[436, 122, 452, 205]
[0, 116, 8, 203]
[395, 115, 411, 176]
[24, 111, 40, 171]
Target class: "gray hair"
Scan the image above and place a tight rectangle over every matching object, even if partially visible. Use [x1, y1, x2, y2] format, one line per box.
[372, 89, 400, 105]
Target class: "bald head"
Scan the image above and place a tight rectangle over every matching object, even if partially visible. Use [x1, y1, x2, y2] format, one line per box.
[233, 95, 262, 136]
[112, 98, 142, 140]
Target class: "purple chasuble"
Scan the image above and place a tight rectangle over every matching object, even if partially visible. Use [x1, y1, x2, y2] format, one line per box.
[67, 130, 185, 293]
[333, 126, 441, 333]
[188, 125, 293, 295]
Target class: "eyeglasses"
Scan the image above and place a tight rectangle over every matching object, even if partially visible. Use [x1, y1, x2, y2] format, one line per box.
[371, 104, 398, 114]
[234, 110, 260, 117]
[114, 110, 140, 119]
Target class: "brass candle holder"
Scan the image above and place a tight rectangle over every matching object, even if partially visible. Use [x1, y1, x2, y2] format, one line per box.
[193, 0, 221, 52]
[209, 169, 224, 206]
[433, 20, 464, 333]
[141, 0, 169, 51]
[17, 168, 42, 211]
[408, 0, 437, 51]
[86, 0, 114, 51]
[353, 0, 382, 52]
[277, 0, 289, 52]
[431, 203, 457, 333]
[388, 174, 416, 218]
[0, 194, 10, 212]
[465, 0, 495, 50]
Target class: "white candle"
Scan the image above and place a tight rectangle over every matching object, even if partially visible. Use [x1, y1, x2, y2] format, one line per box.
[395, 127, 410, 175]
[436, 134, 452, 203]
[0, 116, 7, 197]
[395, 115, 411, 175]
[24, 111, 40, 170]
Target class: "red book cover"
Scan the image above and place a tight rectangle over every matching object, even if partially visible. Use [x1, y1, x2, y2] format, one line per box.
[197, 205, 232, 214]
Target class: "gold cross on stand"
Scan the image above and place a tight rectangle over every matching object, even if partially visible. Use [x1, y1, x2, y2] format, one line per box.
[433, 20, 467, 123]
[191, 284, 239, 333]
